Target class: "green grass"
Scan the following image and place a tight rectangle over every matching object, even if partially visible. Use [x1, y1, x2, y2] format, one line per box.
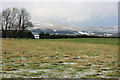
[1, 38, 119, 78]
[5, 38, 119, 45]
[47, 38, 119, 45]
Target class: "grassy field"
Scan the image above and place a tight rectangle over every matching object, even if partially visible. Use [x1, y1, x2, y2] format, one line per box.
[1, 38, 119, 78]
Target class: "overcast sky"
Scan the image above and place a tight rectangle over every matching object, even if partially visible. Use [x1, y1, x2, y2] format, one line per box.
[1, 1, 118, 27]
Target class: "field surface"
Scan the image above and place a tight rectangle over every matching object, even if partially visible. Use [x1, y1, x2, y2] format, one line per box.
[1, 38, 119, 78]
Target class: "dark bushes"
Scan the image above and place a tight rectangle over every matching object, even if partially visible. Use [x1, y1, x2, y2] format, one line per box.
[2, 30, 35, 39]
[39, 33, 112, 39]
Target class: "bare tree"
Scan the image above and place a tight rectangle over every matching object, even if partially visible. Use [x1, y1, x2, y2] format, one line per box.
[1, 7, 34, 38]
[10, 8, 19, 30]
[2, 8, 11, 31]
[0, 12, 3, 31]
[18, 8, 31, 30]
[2, 8, 32, 31]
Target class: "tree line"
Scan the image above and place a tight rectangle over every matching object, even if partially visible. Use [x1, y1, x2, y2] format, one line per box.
[39, 33, 114, 39]
[0, 8, 34, 38]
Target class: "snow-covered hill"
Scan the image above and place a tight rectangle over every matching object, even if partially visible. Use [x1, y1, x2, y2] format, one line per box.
[28, 22, 119, 37]
[29, 23, 78, 31]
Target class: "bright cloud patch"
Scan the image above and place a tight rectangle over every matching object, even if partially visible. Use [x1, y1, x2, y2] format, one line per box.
[1, 2, 118, 26]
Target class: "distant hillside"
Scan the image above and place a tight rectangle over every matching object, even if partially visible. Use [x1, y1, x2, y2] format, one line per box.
[27, 22, 119, 37]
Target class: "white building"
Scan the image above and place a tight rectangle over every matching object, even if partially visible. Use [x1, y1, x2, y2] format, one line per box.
[34, 34, 39, 39]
